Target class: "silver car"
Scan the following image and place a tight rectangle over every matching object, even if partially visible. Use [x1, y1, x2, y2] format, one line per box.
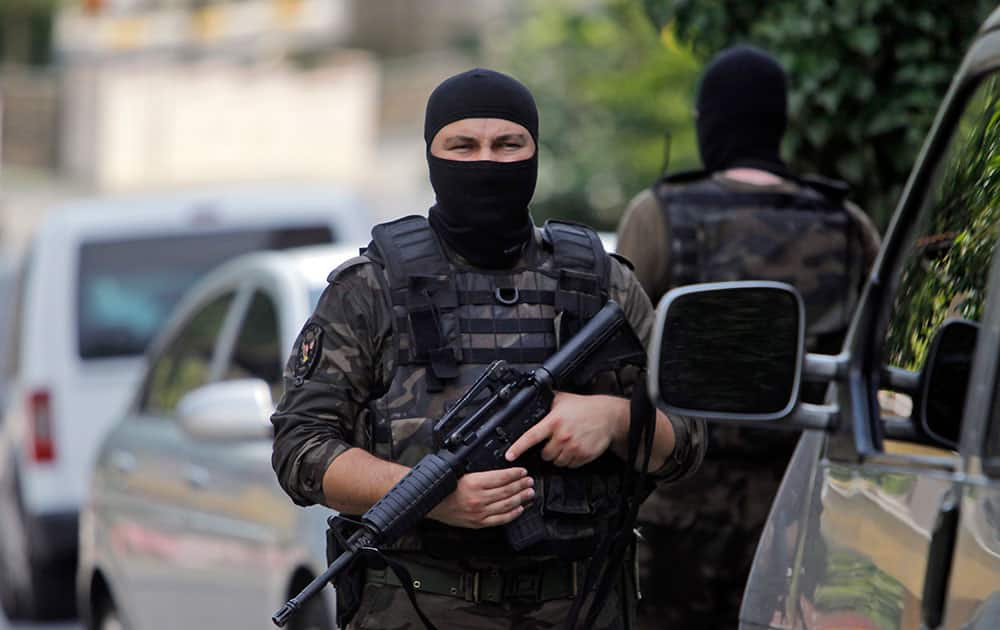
[78, 244, 360, 630]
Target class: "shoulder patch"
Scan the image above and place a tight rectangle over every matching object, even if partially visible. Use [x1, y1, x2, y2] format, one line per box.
[609, 252, 635, 271]
[327, 255, 374, 283]
[292, 323, 324, 384]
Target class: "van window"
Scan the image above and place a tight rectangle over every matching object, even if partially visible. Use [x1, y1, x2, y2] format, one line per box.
[878, 74, 1000, 448]
[77, 226, 332, 359]
[142, 292, 235, 414]
[223, 291, 283, 401]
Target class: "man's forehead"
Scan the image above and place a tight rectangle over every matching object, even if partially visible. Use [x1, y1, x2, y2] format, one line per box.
[435, 117, 531, 139]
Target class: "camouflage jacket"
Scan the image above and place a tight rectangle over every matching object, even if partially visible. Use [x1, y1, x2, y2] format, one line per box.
[272, 227, 707, 508]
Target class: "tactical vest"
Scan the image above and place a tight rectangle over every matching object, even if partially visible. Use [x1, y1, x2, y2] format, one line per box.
[364, 215, 624, 560]
[654, 173, 861, 340]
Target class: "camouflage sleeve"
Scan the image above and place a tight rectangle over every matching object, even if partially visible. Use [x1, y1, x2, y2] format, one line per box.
[607, 257, 707, 482]
[615, 188, 671, 305]
[270, 257, 393, 507]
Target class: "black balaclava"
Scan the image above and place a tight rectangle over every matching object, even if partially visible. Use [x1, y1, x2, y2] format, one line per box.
[424, 68, 539, 269]
[696, 45, 789, 176]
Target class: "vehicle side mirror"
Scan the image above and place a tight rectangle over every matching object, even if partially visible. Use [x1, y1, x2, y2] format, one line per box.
[649, 281, 805, 421]
[918, 318, 978, 450]
[177, 379, 274, 441]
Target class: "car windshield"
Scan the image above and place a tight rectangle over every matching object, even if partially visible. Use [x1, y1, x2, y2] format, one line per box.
[78, 226, 334, 359]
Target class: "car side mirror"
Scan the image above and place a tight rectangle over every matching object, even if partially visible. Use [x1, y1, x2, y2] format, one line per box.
[918, 318, 978, 450]
[648, 281, 805, 421]
[177, 379, 274, 441]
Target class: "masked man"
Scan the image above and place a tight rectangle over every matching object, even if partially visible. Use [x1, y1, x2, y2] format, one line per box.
[616, 46, 880, 629]
[272, 68, 706, 629]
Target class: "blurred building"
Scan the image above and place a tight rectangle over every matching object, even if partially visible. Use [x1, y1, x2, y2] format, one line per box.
[0, 0, 516, 253]
[53, 0, 377, 192]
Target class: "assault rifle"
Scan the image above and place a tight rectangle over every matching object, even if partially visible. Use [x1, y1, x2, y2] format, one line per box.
[272, 300, 646, 627]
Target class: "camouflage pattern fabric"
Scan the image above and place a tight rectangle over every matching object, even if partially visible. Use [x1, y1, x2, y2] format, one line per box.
[615, 173, 880, 630]
[271, 225, 707, 625]
[271, 228, 705, 509]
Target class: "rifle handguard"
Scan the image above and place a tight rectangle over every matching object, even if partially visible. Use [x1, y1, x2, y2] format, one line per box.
[364, 453, 459, 542]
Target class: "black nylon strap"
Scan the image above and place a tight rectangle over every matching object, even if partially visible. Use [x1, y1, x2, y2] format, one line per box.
[373, 216, 460, 387]
[567, 379, 655, 630]
[398, 347, 553, 365]
[397, 318, 554, 334]
[544, 220, 609, 285]
[372, 216, 453, 290]
[391, 289, 557, 307]
[543, 221, 610, 344]
[460, 289, 557, 306]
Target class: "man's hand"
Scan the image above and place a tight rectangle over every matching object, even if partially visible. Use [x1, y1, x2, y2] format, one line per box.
[504, 392, 626, 468]
[427, 467, 535, 529]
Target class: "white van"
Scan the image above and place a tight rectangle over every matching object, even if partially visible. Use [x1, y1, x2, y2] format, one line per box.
[0, 186, 370, 620]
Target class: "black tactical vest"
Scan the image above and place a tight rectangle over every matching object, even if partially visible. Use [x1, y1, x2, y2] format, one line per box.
[654, 172, 862, 340]
[364, 215, 625, 559]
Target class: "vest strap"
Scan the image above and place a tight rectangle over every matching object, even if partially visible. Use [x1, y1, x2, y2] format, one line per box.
[391, 289, 557, 307]
[397, 318, 554, 335]
[398, 347, 554, 365]
[372, 216, 460, 390]
[543, 220, 610, 339]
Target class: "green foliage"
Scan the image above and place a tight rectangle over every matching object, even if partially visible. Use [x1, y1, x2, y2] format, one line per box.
[884, 75, 1000, 371]
[642, 0, 996, 228]
[0, 0, 59, 66]
[499, 0, 702, 229]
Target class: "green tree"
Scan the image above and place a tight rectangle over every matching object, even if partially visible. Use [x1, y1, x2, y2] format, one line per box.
[884, 75, 1000, 371]
[0, 0, 59, 66]
[641, 0, 995, 228]
[497, 0, 702, 229]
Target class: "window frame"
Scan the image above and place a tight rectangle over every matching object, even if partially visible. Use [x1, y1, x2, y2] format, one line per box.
[218, 286, 285, 393]
[834, 38, 1000, 468]
[136, 286, 245, 417]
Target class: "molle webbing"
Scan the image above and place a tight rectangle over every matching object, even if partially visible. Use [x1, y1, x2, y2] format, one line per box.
[372, 216, 610, 384]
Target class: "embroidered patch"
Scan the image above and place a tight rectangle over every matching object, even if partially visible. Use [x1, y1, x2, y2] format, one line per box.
[293, 323, 323, 383]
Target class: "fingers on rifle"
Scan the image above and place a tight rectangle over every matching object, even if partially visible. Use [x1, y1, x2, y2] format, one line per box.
[475, 467, 528, 489]
[479, 476, 533, 504]
[479, 505, 525, 528]
[506, 416, 555, 461]
[483, 486, 535, 517]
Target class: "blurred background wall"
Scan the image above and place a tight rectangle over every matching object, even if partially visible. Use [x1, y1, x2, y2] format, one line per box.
[2, 0, 997, 259]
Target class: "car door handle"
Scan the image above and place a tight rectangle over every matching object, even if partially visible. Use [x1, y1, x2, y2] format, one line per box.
[184, 466, 210, 490]
[921, 488, 960, 629]
[109, 450, 136, 474]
